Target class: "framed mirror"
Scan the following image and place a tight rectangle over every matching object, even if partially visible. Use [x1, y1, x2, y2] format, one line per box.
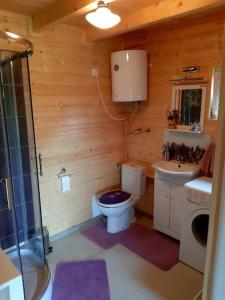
[172, 84, 206, 133]
[209, 68, 221, 120]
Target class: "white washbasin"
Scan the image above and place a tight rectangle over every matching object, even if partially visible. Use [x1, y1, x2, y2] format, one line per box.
[152, 161, 200, 184]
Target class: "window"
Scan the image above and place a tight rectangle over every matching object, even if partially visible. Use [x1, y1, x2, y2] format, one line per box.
[209, 68, 221, 120]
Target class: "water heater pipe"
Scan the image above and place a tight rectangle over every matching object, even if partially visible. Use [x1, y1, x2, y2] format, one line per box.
[95, 76, 130, 121]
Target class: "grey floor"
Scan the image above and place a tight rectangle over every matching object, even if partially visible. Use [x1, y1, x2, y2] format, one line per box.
[47, 218, 203, 300]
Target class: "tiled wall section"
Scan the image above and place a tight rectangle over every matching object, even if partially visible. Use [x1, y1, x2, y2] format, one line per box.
[0, 59, 35, 249]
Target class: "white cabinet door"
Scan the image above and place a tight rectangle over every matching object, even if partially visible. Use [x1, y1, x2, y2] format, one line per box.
[154, 179, 170, 229]
[170, 184, 187, 238]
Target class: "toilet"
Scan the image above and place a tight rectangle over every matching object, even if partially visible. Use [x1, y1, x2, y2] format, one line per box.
[94, 163, 147, 234]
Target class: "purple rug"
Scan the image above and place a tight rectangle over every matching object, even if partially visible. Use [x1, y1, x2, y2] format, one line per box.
[52, 260, 111, 300]
[81, 223, 180, 271]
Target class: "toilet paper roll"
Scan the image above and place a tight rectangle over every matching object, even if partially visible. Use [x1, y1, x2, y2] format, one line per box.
[60, 175, 70, 193]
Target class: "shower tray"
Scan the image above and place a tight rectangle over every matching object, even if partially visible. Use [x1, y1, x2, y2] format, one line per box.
[9, 249, 51, 300]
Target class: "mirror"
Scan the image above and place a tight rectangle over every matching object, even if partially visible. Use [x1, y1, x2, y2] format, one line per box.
[172, 84, 206, 133]
[209, 68, 221, 120]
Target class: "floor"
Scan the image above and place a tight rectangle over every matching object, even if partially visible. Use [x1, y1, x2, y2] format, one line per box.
[47, 216, 203, 300]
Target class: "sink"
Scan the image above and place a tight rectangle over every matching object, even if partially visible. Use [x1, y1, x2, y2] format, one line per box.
[152, 161, 200, 184]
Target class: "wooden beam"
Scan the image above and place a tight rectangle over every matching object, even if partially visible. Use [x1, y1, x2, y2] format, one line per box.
[32, 0, 94, 31]
[86, 0, 225, 41]
[32, 0, 115, 31]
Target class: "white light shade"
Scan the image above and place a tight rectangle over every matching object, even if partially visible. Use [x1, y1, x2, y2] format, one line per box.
[5, 31, 20, 39]
[86, 6, 121, 29]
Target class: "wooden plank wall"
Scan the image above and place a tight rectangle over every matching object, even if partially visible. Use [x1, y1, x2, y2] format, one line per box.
[0, 10, 126, 236]
[124, 17, 222, 165]
[30, 26, 126, 236]
[0, 9, 223, 232]
[123, 16, 223, 215]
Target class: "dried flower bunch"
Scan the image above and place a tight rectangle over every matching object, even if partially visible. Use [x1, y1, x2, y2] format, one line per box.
[166, 109, 179, 122]
[163, 142, 205, 164]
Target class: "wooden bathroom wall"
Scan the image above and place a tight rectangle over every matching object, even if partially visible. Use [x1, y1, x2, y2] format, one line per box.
[31, 26, 127, 236]
[123, 14, 223, 215]
[0, 9, 223, 232]
[0, 10, 126, 236]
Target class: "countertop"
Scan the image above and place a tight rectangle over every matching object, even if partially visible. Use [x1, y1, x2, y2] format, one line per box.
[0, 250, 20, 286]
[185, 176, 213, 195]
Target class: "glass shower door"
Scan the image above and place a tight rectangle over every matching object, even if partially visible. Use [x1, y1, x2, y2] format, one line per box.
[0, 73, 22, 264]
[0, 52, 49, 299]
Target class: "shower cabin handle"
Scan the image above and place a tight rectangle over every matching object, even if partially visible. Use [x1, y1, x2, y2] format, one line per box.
[0, 178, 12, 210]
[38, 153, 43, 176]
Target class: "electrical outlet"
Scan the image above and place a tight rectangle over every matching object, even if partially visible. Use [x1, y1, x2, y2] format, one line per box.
[91, 68, 99, 77]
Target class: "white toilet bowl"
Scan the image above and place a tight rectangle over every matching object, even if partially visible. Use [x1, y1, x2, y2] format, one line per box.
[97, 190, 138, 234]
[93, 163, 147, 234]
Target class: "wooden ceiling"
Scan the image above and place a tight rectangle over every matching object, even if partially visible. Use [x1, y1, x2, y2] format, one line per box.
[0, 0, 57, 16]
[66, 0, 162, 28]
[1, 0, 225, 40]
[0, 0, 159, 16]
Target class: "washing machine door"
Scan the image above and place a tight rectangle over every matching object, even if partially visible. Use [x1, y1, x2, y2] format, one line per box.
[179, 208, 210, 272]
[190, 208, 210, 247]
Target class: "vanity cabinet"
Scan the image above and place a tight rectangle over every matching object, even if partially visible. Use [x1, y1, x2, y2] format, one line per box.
[154, 179, 170, 229]
[154, 178, 186, 240]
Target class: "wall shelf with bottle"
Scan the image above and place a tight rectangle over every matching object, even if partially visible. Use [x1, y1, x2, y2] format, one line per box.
[165, 128, 203, 135]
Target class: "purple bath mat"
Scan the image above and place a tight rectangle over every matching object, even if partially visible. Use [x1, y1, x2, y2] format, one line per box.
[51, 260, 111, 300]
[82, 222, 118, 249]
[81, 223, 180, 271]
[118, 224, 180, 271]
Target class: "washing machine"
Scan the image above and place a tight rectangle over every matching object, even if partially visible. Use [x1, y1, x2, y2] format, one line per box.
[179, 176, 212, 273]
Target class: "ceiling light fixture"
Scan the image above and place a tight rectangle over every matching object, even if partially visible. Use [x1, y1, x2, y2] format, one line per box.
[86, 1, 121, 29]
[5, 31, 20, 39]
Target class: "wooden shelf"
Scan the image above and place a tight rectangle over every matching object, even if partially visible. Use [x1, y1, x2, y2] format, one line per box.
[126, 159, 154, 179]
[147, 172, 154, 179]
[166, 128, 203, 135]
[147, 169, 154, 179]
[170, 80, 208, 85]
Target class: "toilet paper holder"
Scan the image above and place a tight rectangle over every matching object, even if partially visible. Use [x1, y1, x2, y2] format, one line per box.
[57, 168, 71, 179]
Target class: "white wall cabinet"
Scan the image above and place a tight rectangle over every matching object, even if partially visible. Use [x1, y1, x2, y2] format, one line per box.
[154, 178, 186, 240]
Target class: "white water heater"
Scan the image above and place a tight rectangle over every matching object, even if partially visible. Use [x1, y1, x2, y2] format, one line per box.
[111, 50, 147, 102]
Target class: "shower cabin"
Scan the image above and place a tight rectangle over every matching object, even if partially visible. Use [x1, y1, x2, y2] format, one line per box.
[0, 49, 50, 298]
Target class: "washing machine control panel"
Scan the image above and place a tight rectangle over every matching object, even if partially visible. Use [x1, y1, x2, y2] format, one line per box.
[187, 189, 211, 208]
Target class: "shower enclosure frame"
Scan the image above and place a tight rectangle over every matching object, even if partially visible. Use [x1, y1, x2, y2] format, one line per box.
[0, 38, 51, 299]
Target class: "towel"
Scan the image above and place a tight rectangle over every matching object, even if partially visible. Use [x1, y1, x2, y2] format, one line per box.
[200, 143, 215, 177]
